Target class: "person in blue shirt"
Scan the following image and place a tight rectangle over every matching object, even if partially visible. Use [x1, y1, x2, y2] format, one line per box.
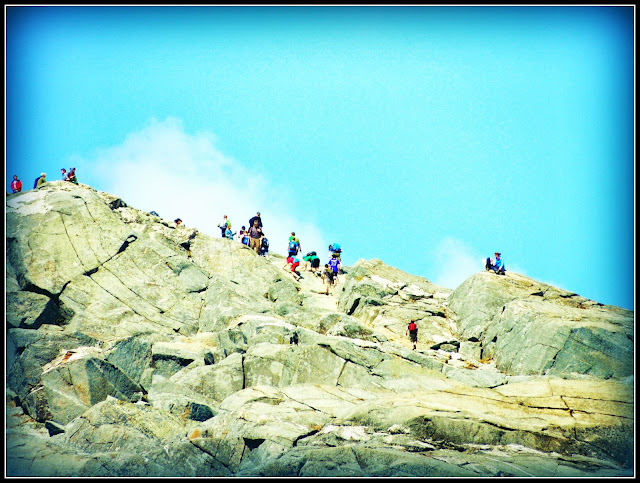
[485, 252, 505, 275]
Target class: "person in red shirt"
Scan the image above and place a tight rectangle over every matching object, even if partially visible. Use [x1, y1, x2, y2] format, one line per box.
[282, 256, 301, 281]
[10, 175, 22, 193]
[405, 320, 418, 350]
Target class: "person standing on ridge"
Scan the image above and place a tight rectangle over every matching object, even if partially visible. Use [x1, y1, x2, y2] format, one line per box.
[248, 219, 263, 254]
[259, 233, 270, 259]
[61, 168, 68, 180]
[406, 319, 418, 350]
[10, 175, 22, 193]
[248, 212, 262, 229]
[218, 215, 230, 238]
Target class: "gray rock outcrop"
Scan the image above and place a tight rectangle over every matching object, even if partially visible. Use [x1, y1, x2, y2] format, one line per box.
[5, 182, 634, 477]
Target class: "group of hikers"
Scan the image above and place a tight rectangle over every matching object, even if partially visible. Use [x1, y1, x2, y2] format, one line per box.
[216, 212, 343, 295]
[9, 168, 78, 194]
[8, 172, 508, 351]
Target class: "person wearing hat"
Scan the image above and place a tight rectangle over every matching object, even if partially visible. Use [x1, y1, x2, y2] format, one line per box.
[35, 173, 47, 189]
[485, 252, 505, 275]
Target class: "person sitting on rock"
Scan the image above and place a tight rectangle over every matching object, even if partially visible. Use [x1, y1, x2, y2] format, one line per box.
[67, 167, 78, 184]
[35, 173, 47, 189]
[485, 252, 505, 275]
[224, 224, 236, 240]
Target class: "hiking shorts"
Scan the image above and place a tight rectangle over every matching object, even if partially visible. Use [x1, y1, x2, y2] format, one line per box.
[291, 262, 300, 272]
[409, 330, 418, 342]
[310, 258, 320, 269]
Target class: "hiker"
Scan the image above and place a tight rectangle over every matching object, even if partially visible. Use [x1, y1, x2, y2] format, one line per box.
[248, 212, 262, 229]
[328, 243, 342, 261]
[283, 256, 301, 281]
[35, 173, 47, 189]
[289, 331, 299, 345]
[287, 236, 300, 257]
[289, 232, 301, 252]
[321, 264, 334, 295]
[303, 251, 320, 274]
[259, 234, 270, 259]
[61, 168, 68, 180]
[218, 215, 230, 238]
[10, 175, 22, 193]
[174, 218, 182, 225]
[224, 225, 236, 240]
[240, 227, 251, 246]
[67, 167, 78, 184]
[248, 219, 263, 254]
[485, 252, 506, 275]
[328, 253, 341, 285]
[406, 320, 418, 350]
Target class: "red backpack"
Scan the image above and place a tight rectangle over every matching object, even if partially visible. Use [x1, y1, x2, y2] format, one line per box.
[408, 322, 417, 332]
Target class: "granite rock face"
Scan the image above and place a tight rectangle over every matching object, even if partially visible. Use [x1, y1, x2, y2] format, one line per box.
[5, 182, 634, 477]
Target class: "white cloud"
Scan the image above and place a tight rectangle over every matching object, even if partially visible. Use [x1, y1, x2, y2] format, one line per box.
[86, 117, 328, 259]
[431, 237, 484, 290]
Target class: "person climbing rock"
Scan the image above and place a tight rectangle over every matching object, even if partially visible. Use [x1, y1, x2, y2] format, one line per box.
[406, 319, 418, 350]
[303, 251, 320, 274]
[321, 264, 334, 295]
[287, 235, 300, 257]
[328, 243, 342, 261]
[283, 256, 301, 281]
[328, 253, 341, 285]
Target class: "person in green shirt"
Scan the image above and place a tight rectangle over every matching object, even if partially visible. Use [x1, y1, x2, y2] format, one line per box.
[303, 252, 320, 275]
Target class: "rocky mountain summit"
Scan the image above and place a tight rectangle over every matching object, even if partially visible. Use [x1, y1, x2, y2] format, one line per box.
[5, 181, 634, 477]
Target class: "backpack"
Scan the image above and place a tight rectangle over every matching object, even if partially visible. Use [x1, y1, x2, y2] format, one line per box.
[331, 243, 342, 253]
[34, 177, 40, 189]
[288, 241, 299, 254]
[261, 238, 269, 249]
[408, 322, 417, 332]
[306, 251, 317, 258]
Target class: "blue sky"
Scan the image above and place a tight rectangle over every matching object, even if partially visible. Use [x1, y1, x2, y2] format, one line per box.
[5, 6, 635, 310]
